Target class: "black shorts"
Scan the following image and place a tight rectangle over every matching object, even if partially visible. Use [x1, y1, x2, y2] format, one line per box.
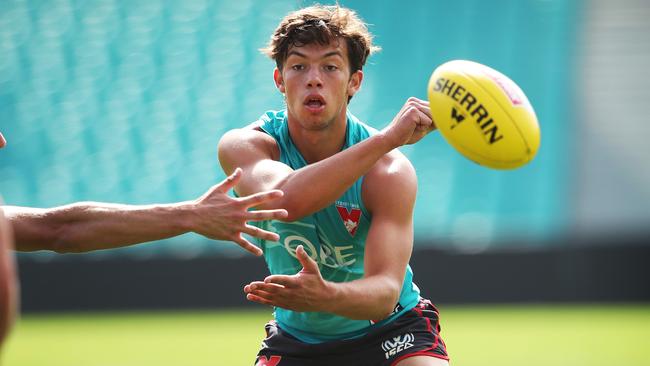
[254, 298, 449, 366]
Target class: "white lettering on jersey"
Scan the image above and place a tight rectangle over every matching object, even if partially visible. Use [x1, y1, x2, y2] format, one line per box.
[283, 235, 356, 268]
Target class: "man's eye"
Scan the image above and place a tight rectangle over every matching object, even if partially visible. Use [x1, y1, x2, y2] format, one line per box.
[292, 65, 304, 71]
[326, 65, 338, 71]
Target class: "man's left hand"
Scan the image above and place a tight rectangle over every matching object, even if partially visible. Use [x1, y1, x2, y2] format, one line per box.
[244, 245, 334, 312]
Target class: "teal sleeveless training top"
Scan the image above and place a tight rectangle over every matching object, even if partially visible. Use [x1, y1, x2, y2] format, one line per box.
[252, 110, 420, 344]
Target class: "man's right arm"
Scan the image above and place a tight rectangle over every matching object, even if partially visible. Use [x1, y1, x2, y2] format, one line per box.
[218, 98, 435, 222]
[219, 127, 393, 222]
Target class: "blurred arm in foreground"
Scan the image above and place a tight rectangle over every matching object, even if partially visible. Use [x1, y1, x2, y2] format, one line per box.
[0, 207, 18, 352]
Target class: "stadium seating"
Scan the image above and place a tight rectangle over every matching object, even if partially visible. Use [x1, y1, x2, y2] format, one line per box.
[0, 0, 578, 258]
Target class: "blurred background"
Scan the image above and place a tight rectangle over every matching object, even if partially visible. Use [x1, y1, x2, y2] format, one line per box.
[1, 0, 649, 365]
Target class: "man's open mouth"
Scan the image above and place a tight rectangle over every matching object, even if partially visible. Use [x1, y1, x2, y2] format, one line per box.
[304, 95, 326, 110]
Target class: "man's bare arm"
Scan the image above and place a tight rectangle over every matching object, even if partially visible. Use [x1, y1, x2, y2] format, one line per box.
[5, 168, 287, 255]
[219, 98, 434, 222]
[0, 207, 18, 349]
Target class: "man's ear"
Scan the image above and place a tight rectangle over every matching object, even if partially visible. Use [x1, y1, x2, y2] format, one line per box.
[273, 68, 285, 93]
[347, 70, 363, 98]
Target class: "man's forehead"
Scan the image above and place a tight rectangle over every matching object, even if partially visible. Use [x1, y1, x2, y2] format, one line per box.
[287, 40, 347, 59]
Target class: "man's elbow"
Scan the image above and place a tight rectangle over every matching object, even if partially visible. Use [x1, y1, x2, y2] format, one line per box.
[366, 279, 402, 321]
[275, 198, 310, 223]
[382, 280, 402, 317]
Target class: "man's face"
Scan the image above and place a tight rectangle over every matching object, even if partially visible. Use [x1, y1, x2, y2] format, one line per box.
[0, 132, 5, 149]
[275, 39, 362, 131]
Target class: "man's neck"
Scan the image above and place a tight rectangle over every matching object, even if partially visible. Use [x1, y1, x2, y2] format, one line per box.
[287, 113, 348, 164]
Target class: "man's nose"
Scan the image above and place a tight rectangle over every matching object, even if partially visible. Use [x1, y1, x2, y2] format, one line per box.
[306, 68, 323, 88]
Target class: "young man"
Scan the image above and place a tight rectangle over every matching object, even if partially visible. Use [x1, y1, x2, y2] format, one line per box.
[218, 5, 449, 366]
[0, 130, 288, 351]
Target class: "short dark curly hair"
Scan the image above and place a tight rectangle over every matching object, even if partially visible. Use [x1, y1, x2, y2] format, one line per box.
[260, 5, 380, 75]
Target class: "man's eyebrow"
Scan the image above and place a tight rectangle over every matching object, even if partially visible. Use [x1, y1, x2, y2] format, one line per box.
[286, 50, 343, 59]
[322, 51, 343, 59]
[287, 50, 307, 58]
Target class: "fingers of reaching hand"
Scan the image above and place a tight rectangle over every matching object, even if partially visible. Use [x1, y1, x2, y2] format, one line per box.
[239, 189, 285, 209]
[216, 167, 243, 193]
[234, 235, 263, 256]
[244, 208, 288, 222]
[243, 224, 280, 242]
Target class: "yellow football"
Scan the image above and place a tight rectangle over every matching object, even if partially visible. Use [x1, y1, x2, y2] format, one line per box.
[427, 60, 540, 169]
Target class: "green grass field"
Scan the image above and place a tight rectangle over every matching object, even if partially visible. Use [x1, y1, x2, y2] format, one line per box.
[2, 304, 649, 366]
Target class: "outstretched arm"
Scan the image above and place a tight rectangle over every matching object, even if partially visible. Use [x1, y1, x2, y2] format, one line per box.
[219, 97, 434, 222]
[0, 207, 18, 350]
[244, 152, 418, 320]
[5, 168, 287, 255]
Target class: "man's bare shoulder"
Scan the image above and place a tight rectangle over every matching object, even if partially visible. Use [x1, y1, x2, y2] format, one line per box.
[220, 124, 277, 148]
[219, 124, 279, 161]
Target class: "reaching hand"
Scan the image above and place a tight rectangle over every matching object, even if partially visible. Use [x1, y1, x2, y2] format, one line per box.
[190, 168, 288, 256]
[244, 245, 332, 311]
[382, 97, 436, 148]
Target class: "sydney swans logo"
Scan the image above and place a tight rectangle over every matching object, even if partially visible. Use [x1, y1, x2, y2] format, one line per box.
[336, 204, 361, 236]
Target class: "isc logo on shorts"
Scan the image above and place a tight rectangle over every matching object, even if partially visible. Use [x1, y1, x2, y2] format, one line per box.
[381, 333, 415, 359]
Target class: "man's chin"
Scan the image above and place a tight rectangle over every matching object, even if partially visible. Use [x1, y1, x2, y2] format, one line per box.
[301, 116, 332, 131]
